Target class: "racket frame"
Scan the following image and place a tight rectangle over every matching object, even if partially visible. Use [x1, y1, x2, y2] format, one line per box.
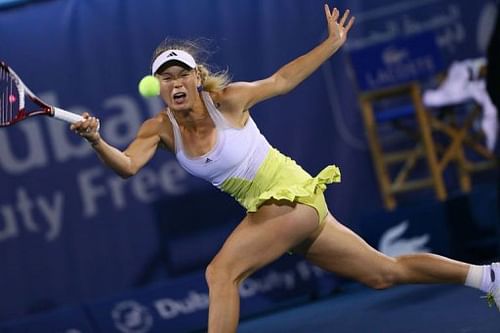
[0, 61, 84, 126]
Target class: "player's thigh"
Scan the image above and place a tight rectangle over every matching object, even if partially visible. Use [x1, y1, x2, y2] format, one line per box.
[209, 200, 319, 280]
[300, 214, 397, 281]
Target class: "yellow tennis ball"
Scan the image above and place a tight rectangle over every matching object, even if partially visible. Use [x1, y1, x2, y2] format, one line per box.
[138, 75, 160, 97]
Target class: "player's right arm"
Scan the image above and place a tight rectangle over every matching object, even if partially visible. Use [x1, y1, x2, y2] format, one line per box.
[72, 113, 162, 178]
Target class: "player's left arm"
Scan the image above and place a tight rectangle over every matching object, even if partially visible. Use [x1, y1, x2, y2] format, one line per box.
[221, 5, 354, 112]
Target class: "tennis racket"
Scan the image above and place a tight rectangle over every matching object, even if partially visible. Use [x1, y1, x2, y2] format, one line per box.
[0, 60, 84, 127]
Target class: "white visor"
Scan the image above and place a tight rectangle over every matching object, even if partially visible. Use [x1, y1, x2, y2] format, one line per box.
[152, 49, 197, 75]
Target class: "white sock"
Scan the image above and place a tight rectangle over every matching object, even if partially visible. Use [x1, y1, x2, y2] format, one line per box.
[465, 264, 496, 292]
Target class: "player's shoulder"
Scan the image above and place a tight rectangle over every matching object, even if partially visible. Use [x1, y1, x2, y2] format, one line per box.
[218, 81, 253, 98]
[210, 82, 252, 112]
[138, 111, 174, 151]
[138, 111, 171, 135]
[151, 110, 171, 125]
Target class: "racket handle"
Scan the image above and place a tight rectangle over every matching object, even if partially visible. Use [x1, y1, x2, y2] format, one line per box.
[52, 107, 101, 131]
[52, 107, 84, 124]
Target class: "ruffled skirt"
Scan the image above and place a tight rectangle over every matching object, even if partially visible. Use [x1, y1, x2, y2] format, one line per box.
[220, 148, 341, 225]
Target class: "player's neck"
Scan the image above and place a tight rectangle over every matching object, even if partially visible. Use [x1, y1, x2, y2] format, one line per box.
[172, 103, 211, 130]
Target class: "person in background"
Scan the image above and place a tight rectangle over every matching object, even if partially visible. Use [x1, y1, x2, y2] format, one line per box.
[486, 1, 500, 258]
[486, 2, 500, 114]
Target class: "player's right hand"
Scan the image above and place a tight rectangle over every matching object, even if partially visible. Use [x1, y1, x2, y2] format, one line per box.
[71, 112, 101, 145]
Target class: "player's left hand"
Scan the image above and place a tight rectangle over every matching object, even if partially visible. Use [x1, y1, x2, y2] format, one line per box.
[324, 5, 355, 51]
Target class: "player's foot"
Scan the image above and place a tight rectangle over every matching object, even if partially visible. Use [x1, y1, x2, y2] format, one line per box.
[483, 263, 500, 311]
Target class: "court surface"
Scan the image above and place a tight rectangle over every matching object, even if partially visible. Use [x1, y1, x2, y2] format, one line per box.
[238, 284, 500, 333]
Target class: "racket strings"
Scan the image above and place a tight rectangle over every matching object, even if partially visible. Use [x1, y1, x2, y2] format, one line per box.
[0, 66, 20, 126]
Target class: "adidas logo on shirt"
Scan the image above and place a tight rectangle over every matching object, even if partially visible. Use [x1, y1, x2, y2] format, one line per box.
[205, 158, 213, 164]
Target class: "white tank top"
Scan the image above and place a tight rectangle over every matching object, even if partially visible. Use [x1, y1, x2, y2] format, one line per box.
[166, 91, 271, 188]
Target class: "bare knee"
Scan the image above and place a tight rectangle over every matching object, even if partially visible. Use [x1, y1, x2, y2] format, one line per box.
[363, 274, 396, 290]
[360, 261, 401, 290]
[370, 254, 432, 289]
[205, 262, 230, 288]
[205, 260, 249, 289]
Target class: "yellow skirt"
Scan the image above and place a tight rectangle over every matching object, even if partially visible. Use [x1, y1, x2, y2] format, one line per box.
[220, 148, 341, 225]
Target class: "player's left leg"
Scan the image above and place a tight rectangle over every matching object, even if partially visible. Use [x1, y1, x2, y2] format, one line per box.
[297, 213, 500, 310]
[297, 213, 469, 289]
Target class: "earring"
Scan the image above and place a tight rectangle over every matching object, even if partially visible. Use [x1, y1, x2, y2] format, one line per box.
[197, 85, 203, 92]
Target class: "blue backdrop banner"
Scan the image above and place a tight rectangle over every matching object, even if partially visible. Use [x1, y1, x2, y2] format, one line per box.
[0, 0, 494, 323]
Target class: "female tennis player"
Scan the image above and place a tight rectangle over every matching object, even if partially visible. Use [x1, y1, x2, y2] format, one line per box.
[71, 5, 499, 332]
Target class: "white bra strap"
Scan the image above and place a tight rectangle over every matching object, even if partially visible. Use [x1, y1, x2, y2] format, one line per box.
[201, 91, 231, 128]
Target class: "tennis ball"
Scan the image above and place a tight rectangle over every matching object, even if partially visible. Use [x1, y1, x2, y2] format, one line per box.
[138, 75, 160, 97]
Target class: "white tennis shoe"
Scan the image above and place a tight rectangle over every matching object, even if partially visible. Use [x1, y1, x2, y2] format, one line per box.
[484, 263, 500, 311]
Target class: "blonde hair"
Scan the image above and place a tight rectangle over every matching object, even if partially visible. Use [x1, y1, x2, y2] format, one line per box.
[152, 38, 231, 93]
